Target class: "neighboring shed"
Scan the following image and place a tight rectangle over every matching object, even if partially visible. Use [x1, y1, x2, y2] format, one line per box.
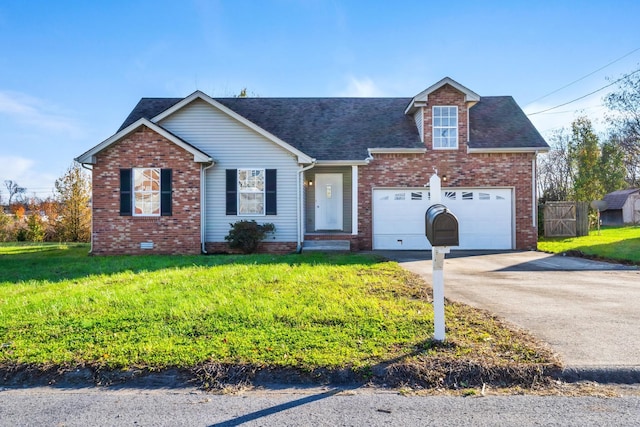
[601, 189, 640, 225]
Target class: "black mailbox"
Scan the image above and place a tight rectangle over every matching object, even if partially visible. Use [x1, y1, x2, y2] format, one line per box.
[425, 204, 459, 246]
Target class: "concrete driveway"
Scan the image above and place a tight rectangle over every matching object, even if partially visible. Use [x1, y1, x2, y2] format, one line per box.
[380, 250, 640, 382]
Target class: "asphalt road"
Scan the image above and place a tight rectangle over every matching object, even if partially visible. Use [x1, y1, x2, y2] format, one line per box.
[1, 386, 640, 426]
[383, 250, 640, 381]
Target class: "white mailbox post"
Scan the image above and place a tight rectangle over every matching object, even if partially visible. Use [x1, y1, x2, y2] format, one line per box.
[426, 173, 459, 342]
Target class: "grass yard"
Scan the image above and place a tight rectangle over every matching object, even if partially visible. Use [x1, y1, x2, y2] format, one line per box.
[538, 225, 640, 264]
[0, 243, 557, 388]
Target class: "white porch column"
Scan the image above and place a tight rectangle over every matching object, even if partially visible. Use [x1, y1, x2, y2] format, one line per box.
[352, 165, 358, 235]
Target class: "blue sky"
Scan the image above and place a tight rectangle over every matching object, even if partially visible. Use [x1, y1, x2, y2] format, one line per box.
[1, 0, 639, 201]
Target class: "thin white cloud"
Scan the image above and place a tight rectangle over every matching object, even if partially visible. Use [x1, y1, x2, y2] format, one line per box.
[0, 156, 57, 201]
[338, 76, 385, 97]
[0, 90, 84, 137]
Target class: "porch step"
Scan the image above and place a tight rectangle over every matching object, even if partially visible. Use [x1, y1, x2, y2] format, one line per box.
[303, 240, 351, 252]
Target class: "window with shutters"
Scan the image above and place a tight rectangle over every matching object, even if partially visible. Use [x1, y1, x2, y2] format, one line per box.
[133, 168, 161, 216]
[238, 169, 265, 215]
[120, 168, 172, 217]
[226, 169, 276, 216]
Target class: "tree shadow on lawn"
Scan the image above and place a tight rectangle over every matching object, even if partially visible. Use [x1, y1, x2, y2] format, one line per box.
[497, 249, 639, 272]
[569, 238, 640, 265]
[0, 246, 387, 285]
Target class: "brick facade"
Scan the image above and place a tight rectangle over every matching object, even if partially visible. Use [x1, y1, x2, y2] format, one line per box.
[205, 242, 297, 254]
[355, 151, 537, 251]
[355, 85, 538, 251]
[91, 126, 202, 255]
[423, 84, 470, 150]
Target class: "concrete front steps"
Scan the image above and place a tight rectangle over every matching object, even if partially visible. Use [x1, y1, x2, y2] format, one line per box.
[302, 240, 351, 252]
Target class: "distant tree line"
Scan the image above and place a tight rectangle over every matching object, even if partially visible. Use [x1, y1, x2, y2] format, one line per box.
[538, 69, 640, 203]
[0, 163, 91, 242]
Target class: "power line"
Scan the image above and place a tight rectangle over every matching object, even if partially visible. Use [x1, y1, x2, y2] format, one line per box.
[525, 46, 640, 106]
[527, 68, 640, 116]
[528, 103, 607, 116]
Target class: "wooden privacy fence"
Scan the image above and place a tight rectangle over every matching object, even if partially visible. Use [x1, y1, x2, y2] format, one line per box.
[543, 201, 589, 237]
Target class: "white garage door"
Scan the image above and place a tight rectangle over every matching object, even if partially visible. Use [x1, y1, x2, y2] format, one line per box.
[373, 188, 513, 250]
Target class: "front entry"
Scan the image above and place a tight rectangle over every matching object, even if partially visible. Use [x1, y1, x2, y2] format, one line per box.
[315, 173, 343, 230]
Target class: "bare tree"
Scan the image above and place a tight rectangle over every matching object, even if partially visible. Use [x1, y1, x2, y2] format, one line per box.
[604, 70, 640, 186]
[4, 180, 26, 205]
[537, 129, 572, 201]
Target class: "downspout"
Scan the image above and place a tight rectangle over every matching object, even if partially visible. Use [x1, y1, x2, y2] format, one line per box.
[532, 151, 538, 229]
[297, 161, 316, 253]
[80, 163, 94, 254]
[200, 162, 215, 254]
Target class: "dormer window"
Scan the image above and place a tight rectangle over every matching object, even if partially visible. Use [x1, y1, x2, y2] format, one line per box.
[433, 106, 458, 149]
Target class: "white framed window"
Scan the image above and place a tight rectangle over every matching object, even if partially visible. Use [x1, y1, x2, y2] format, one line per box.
[433, 106, 458, 149]
[238, 169, 265, 215]
[133, 168, 161, 216]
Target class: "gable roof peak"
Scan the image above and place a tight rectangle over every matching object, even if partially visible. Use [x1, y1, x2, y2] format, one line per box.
[75, 118, 213, 165]
[405, 77, 481, 114]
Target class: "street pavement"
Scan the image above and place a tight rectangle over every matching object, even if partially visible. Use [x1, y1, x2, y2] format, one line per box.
[381, 250, 640, 382]
[1, 385, 640, 426]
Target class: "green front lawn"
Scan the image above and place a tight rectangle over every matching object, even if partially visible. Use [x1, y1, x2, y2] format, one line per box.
[0, 243, 554, 381]
[538, 226, 640, 264]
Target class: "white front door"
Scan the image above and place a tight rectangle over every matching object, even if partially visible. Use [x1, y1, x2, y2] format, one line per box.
[315, 173, 343, 230]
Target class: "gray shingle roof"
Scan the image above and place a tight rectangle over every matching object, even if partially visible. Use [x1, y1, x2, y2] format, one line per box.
[468, 96, 548, 150]
[603, 188, 640, 210]
[118, 95, 548, 161]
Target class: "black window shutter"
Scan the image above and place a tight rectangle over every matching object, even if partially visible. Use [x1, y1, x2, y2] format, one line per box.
[265, 169, 277, 215]
[160, 169, 172, 216]
[120, 169, 132, 216]
[226, 169, 237, 215]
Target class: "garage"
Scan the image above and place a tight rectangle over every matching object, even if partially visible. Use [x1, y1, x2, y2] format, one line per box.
[372, 188, 513, 250]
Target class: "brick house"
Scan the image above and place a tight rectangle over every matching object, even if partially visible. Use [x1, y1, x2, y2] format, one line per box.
[75, 77, 549, 255]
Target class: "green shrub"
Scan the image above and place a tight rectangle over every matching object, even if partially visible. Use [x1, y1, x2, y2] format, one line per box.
[26, 214, 45, 242]
[225, 220, 275, 254]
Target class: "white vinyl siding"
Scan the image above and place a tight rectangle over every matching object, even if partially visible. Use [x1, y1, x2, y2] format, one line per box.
[414, 108, 424, 143]
[159, 99, 300, 242]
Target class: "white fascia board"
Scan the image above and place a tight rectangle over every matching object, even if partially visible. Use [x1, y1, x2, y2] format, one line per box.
[404, 100, 427, 115]
[405, 77, 481, 115]
[467, 146, 550, 154]
[152, 90, 314, 164]
[75, 118, 214, 164]
[368, 148, 427, 154]
[315, 160, 369, 166]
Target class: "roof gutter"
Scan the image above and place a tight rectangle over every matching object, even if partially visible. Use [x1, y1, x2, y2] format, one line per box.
[368, 148, 427, 154]
[314, 160, 369, 166]
[467, 146, 550, 154]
